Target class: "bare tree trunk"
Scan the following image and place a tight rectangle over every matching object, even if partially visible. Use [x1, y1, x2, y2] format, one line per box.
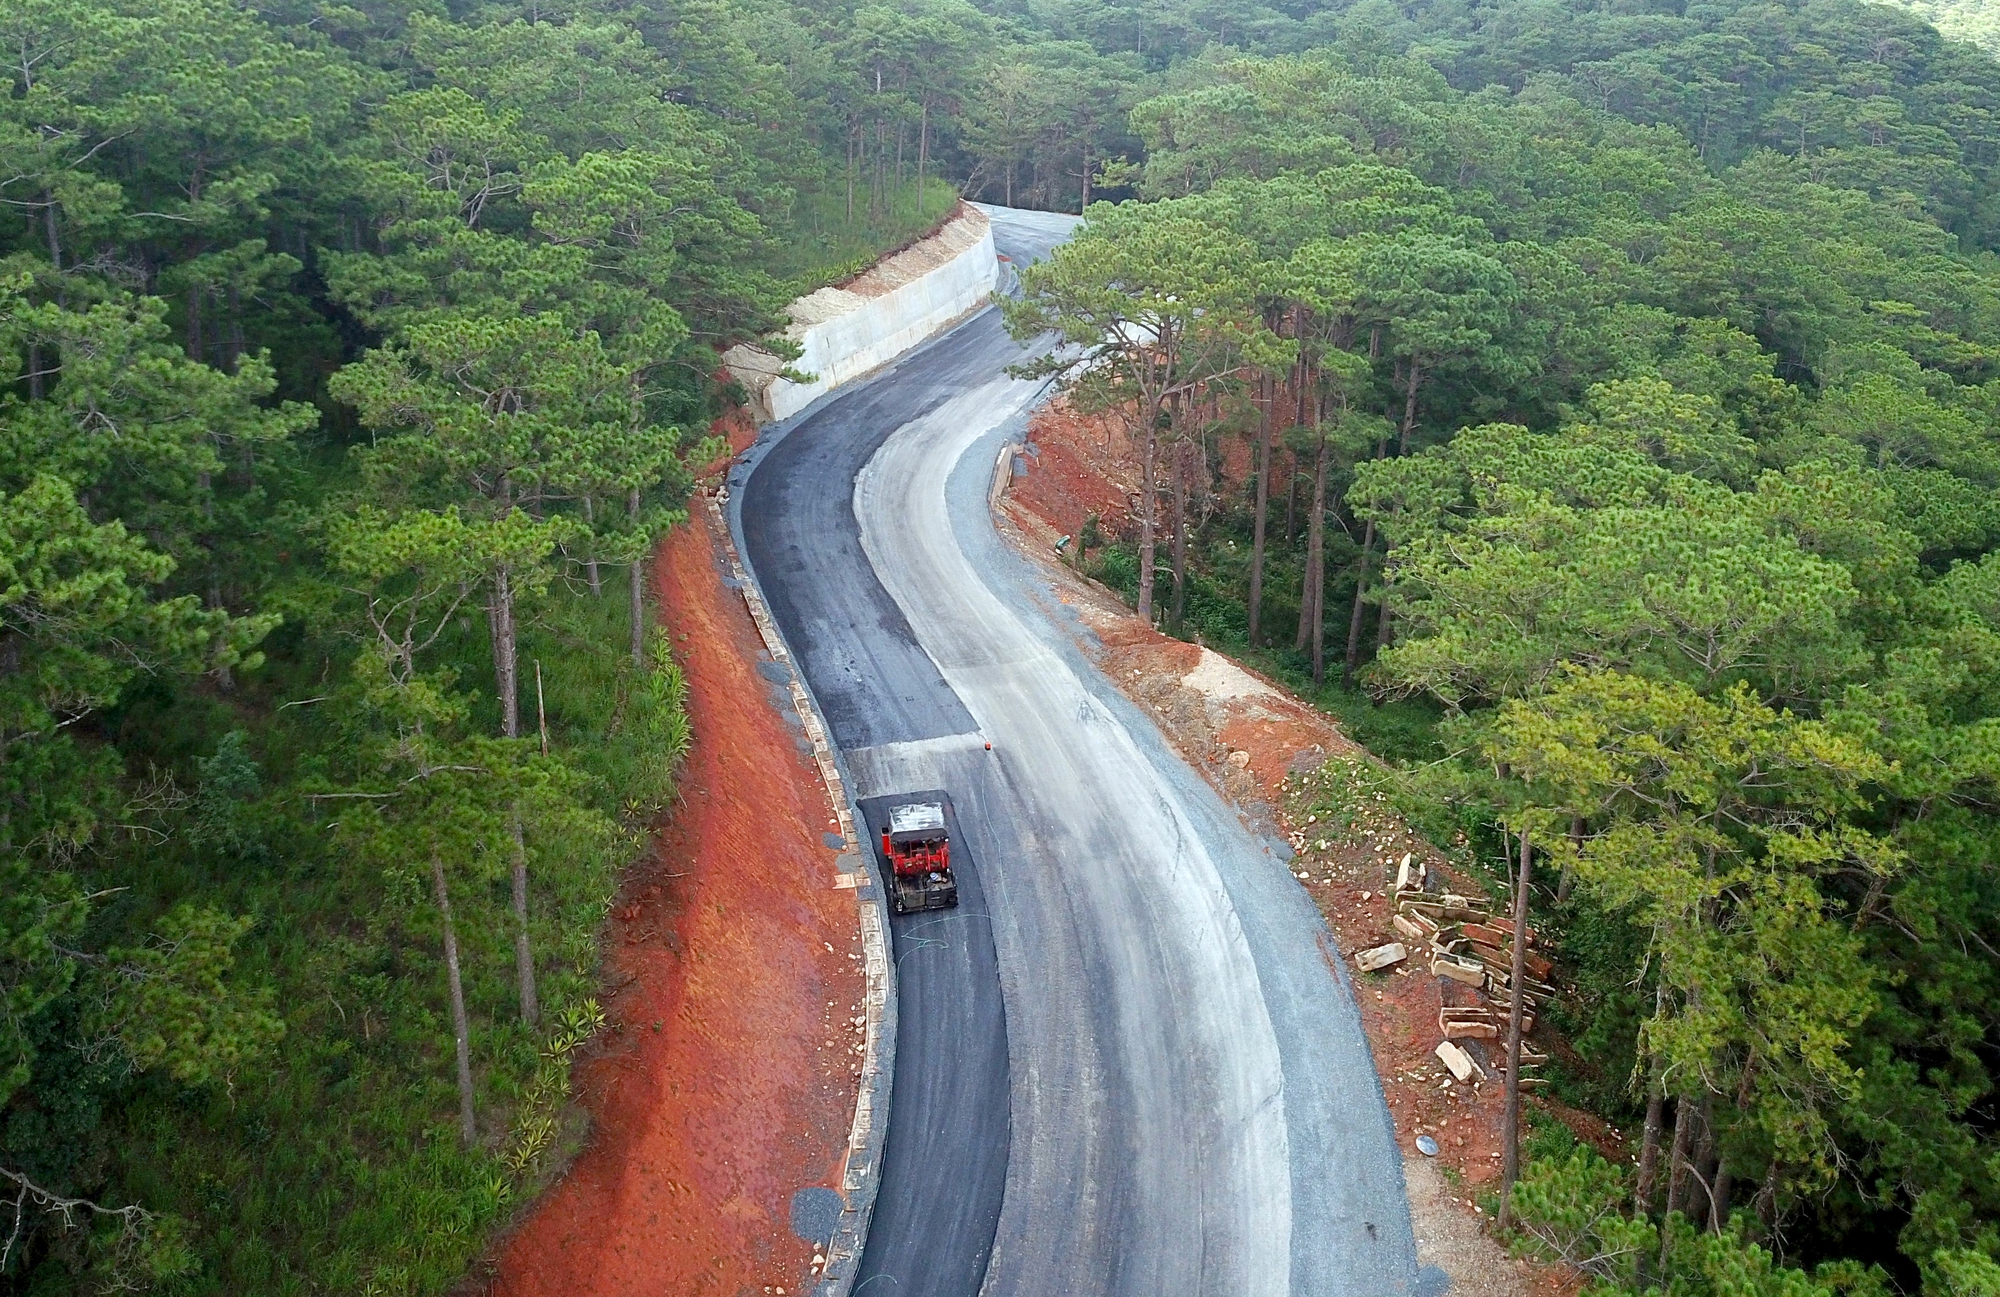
[1754, 1160, 1781, 1229]
[1559, 814, 1583, 903]
[1295, 542, 1313, 653]
[491, 564, 520, 739]
[43, 193, 63, 276]
[583, 495, 602, 597]
[1636, 1088, 1666, 1210]
[1660, 1095, 1694, 1270]
[1400, 355, 1422, 453]
[186, 283, 204, 364]
[1136, 407, 1160, 623]
[1283, 450, 1298, 542]
[1637, 977, 1672, 1211]
[1307, 433, 1329, 683]
[1665, 1091, 1695, 1220]
[1375, 562, 1395, 654]
[510, 811, 539, 1026]
[225, 285, 243, 373]
[1343, 519, 1374, 690]
[1690, 1095, 1718, 1230]
[498, 537, 538, 1028]
[1711, 1157, 1733, 1235]
[431, 852, 477, 1146]
[1169, 438, 1190, 634]
[1499, 828, 1533, 1227]
[628, 487, 646, 666]
[1248, 372, 1274, 645]
[26, 343, 42, 400]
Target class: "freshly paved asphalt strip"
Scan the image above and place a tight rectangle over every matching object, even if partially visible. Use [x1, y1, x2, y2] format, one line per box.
[734, 206, 1421, 1297]
[854, 792, 1008, 1296]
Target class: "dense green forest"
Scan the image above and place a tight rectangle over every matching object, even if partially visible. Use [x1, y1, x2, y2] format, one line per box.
[1004, 6, 2000, 1295]
[11, 0, 2000, 1290]
[0, 0, 977, 1290]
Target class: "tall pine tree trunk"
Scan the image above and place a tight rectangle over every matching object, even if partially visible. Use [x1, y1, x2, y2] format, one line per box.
[1636, 1089, 1667, 1209]
[186, 282, 204, 364]
[629, 487, 646, 667]
[491, 564, 520, 740]
[489, 561, 537, 1027]
[1559, 814, 1584, 902]
[1754, 1160, 1781, 1229]
[1345, 434, 1387, 686]
[1169, 438, 1190, 634]
[431, 852, 477, 1146]
[1690, 1094, 1718, 1229]
[583, 495, 602, 597]
[1637, 978, 1672, 1210]
[1499, 828, 1533, 1227]
[1665, 1092, 1696, 1229]
[511, 811, 538, 1026]
[1374, 562, 1395, 655]
[1283, 450, 1298, 541]
[1343, 519, 1374, 690]
[1368, 361, 1423, 659]
[1136, 405, 1160, 624]
[1248, 372, 1274, 645]
[1399, 355, 1422, 452]
[1308, 434, 1330, 683]
[1710, 1157, 1733, 1235]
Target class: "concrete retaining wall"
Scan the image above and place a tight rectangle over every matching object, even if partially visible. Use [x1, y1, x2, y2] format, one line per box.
[723, 206, 997, 423]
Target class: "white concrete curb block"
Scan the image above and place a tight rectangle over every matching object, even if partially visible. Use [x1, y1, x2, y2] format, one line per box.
[701, 492, 890, 1297]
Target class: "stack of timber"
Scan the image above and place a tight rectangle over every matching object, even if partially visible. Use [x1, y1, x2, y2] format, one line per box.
[1392, 854, 1555, 1090]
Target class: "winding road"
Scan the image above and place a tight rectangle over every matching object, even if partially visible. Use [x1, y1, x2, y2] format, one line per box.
[730, 206, 1424, 1297]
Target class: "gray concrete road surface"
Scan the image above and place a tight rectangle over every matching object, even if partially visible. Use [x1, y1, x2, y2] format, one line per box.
[732, 206, 1420, 1297]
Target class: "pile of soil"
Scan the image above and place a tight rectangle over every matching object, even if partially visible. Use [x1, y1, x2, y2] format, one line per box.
[474, 508, 865, 1297]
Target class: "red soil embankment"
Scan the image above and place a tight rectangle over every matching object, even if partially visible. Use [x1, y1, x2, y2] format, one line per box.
[481, 509, 864, 1297]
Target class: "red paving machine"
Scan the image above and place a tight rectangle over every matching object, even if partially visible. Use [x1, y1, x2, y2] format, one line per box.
[880, 800, 959, 915]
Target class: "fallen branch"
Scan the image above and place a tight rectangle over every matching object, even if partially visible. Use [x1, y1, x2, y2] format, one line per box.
[1, 1166, 153, 1271]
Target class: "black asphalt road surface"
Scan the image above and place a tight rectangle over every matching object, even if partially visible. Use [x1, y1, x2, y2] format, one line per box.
[733, 206, 1423, 1297]
[855, 793, 1008, 1296]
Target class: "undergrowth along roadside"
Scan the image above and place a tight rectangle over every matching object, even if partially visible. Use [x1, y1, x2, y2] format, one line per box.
[89, 578, 690, 1297]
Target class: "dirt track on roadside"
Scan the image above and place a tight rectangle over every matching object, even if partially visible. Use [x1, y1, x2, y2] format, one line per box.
[478, 510, 864, 1297]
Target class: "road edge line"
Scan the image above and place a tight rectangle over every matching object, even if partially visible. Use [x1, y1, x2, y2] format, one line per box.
[701, 489, 891, 1296]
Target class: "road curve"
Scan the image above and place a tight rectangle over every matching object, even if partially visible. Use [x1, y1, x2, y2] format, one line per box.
[732, 206, 1422, 1297]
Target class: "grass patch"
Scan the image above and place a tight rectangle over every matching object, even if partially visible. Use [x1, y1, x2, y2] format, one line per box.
[768, 177, 962, 298]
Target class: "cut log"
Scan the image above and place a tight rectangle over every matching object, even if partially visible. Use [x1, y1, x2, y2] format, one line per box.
[1433, 953, 1486, 986]
[1435, 1039, 1483, 1082]
[1439, 1015, 1498, 1040]
[1355, 942, 1408, 972]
